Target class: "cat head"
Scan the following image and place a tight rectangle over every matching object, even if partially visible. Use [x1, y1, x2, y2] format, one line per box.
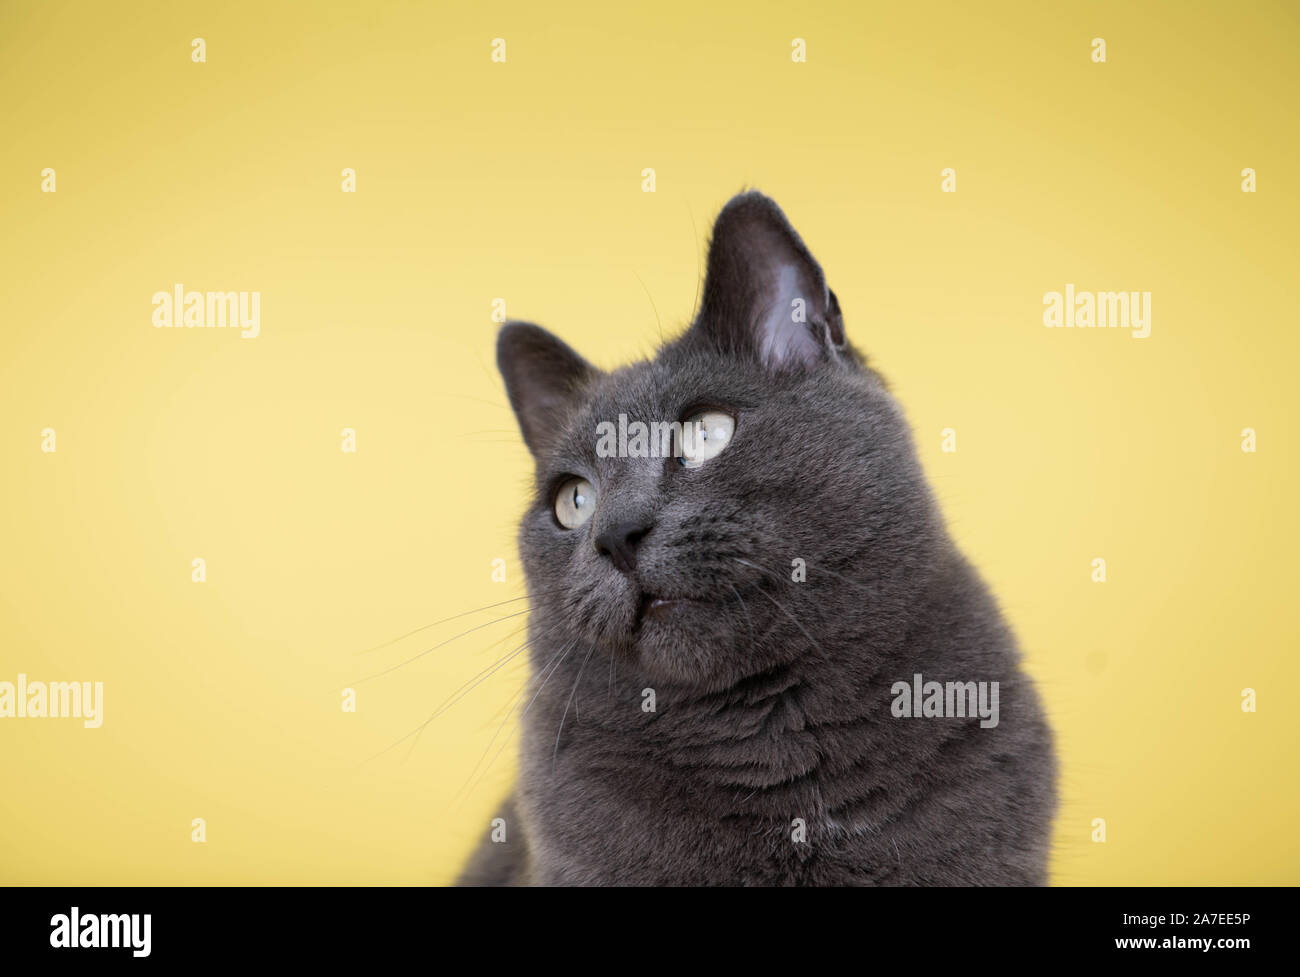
[498, 191, 940, 690]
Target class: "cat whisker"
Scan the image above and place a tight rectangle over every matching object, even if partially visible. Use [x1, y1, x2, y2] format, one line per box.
[745, 556, 883, 598]
[731, 559, 823, 652]
[360, 636, 534, 766]
[732, 556, 786, 584]
[452, 638, 580, 810]
[631, 269, 664, 346]
[802, 563, 879, 594]
[685, 200, 702, 319]
[729, 583, 756, 646]
[757, 589, 822, 651]
[451, 429, 527, 439]
[351, 608, 534, 686]
[404, 663, 530, 764]
[552, 644, 598, 774]
[354, 589, 561, 657]
[400, 626, 543, 762]
[443, 392, 513, 413]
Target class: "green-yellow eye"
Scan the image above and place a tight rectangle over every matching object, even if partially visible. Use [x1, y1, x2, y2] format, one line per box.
[554, 476, 597, 529]
[678, 411, 735, 468]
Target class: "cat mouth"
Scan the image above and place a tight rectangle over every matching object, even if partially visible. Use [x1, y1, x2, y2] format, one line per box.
[635, 593, 699, 627]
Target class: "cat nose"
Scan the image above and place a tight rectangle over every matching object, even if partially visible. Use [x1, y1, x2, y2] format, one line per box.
[594, 519, 653, 577]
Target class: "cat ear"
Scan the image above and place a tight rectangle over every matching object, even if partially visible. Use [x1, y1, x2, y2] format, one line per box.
[497, 322, 597, 456]
[692, 191, 846, 369]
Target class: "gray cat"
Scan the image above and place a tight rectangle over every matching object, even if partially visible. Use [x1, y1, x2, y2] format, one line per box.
[457, 191, 1056, 885]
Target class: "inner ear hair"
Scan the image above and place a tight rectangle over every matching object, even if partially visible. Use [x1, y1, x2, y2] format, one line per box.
[694, 190, 845, 370]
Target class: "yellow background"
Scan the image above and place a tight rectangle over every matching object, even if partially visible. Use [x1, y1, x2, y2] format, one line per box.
[2, 0, 1296, 884]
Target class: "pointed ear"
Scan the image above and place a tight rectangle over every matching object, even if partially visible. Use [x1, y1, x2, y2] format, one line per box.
[692, 191, 846, 369]
[497, 322, 596, 456]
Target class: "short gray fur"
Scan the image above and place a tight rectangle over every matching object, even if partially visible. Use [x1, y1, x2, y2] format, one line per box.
[457, 191, 1057, 886]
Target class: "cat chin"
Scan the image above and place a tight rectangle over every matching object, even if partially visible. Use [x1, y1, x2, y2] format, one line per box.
[629, 613, 747, 686]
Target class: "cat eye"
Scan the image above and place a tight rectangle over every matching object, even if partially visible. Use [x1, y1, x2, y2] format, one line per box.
[553, 476, 597, 529]
[677, 410, 735, 468]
